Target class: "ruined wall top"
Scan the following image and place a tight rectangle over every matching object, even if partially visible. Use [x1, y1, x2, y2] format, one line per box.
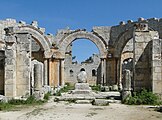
[1, 17, 162, 58]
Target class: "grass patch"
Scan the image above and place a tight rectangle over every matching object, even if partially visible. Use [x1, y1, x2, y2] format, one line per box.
[0, 95, 47, 111]
[0, 102, 13, 111]
[90, 85, 101, 91]
[54, 83, 74, 96]
[123, 89, 162, 105]
[44, 92, 51, 101]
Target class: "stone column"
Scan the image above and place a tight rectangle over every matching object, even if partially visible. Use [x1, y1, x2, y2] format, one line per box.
[60, 59, 65, 86]
[100, 58, 104, 85]
[117, 58, 120, 85]
[104, 59, 107, 85]
[44, 59, 48, 85]
[122, 69, 132, 101]
[4, 35, 17, 97]
[34, 63, 43, 91]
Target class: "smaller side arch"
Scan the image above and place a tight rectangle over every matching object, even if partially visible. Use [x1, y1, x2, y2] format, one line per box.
[15, 26, 52, 58]
[114, 28, 134, 58]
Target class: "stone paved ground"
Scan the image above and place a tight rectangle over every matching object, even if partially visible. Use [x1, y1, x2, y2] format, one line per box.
[0, 98, 162, 120]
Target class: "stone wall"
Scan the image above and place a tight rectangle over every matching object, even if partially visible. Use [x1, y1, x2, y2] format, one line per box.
[133, 31, 158, 90]
[64, 54, 100, 85]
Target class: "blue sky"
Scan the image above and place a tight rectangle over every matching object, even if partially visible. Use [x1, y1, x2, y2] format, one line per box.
[0, 0, 162, 62]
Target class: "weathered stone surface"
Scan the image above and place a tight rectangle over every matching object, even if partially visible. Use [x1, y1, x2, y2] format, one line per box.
[75, 83, 91, 90]
[33, 90, 44, 101]
[92, 99, 109, 106]
[34, 63, 43, 91]
[75, 100, 92, 104]
[77, 71, 87, 83]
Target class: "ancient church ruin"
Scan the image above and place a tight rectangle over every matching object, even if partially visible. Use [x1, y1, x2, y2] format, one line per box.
[0, 18, 162, 98]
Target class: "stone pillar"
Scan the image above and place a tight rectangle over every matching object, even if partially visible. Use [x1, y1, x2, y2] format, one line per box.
[4, 35, 17, 97]
[122, 69, 132, 101]
[151, 39, 162, 94]
[104, 59, 107, 85]
[34, 64, 43, 91]
[15, 33, 31, 96]
[44, 59, 48, 85]
[116, 58, 121, 85]
[60, 59, 65, 86]
[101, 58, 104, 85]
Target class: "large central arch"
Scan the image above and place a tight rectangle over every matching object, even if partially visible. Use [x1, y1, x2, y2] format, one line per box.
[59, 31, 107, 58]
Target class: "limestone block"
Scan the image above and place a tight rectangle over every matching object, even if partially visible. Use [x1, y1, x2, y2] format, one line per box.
[152, 54, 161, 61]
[19, 43, 30, 51]
[5, 58, 15, 65]
[5, 35, 16, 43]
[76, 100, 92, 104]
[31, 21, 38, 28]
[33, 90, 44, 101]
[5, 70, 14, 79]
[75, 83, 91, 90]
[5, 84, 16, 97]
[42, 85, 52, 94]
[154, 67, 161, 73]
[152, 80, 162, 93]
[152, 72, 162, 81]
[5, 78, 14, 85]
[16, 84, 30, 97]
[0, 95, 8, 102]
[112, 85, 118, 91]
[122, 91, 131, 101]
[92, 99, 109, 106]
[5, 50, 14, 57]
[152, 60, 161, 67]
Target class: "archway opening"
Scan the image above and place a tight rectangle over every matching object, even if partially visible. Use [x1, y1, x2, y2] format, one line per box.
[119, 38, 134, 87]
[64, 39, 100, 85]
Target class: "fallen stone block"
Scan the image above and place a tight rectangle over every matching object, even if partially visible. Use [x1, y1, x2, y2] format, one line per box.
[92, 99, 109, 106]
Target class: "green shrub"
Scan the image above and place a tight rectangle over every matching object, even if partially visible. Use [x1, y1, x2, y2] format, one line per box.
[123, 89, 162, 105]
[0, 102, 13, 111]
[90, 85, 101, 91]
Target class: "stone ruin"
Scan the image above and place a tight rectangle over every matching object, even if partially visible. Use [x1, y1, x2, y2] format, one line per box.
[0, 18, 161, 100]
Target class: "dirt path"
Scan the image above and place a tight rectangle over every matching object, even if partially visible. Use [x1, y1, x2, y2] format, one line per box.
[0, 99, 162, 120]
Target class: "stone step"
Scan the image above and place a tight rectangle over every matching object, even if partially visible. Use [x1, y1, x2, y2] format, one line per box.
[75, 100, 92, 104]
[95, 91, 121, 100]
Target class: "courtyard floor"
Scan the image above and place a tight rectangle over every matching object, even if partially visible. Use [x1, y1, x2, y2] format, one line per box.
[0, 97, 162, 120]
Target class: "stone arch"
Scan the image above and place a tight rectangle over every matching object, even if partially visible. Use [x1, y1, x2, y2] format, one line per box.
[114, 28, 134, 58]
[15, 26, 51, 58]
[59, 31, 107, 58]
